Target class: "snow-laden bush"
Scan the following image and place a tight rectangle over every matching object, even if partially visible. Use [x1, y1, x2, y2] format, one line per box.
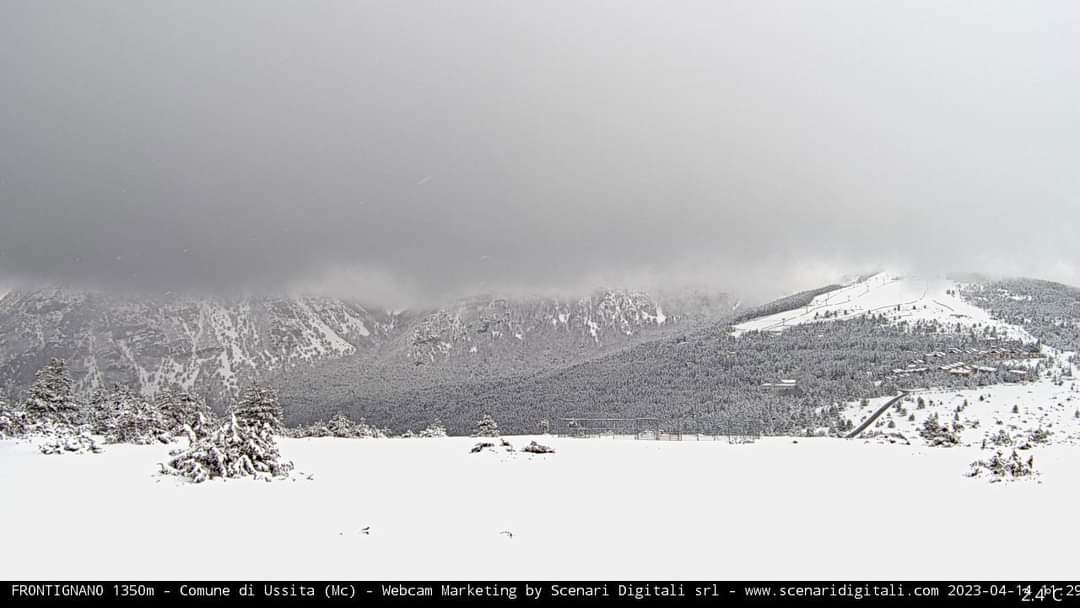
[38, 424, 103, 455]
[919, 413, 959, 447]
[989, 429, 1012, 447]
[470, 441, 496, 453]
[470, 438, 515, 454]
[301, 422, 333, 438]
[474, 414, 499, 438]
[418, 420, 448, 438]
[324, 414, 353, 437]
[356, 418, 389, 438]
[326, 414, 378, 438]
[290, 415, 388, 438]
[967, 450, 1037, 482]
[523, 441, 555, 454]
[160, 414, 294, 484]
[1027, 428, 1052, 445]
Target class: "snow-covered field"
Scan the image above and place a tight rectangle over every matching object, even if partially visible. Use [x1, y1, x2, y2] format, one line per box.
[3, 434, 1080, 580]
[733, 272, 1034, 341]
[844, 378, 1080, 447]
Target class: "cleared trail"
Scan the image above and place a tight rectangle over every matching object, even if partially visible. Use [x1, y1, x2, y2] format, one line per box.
[846, 391, 910, 439]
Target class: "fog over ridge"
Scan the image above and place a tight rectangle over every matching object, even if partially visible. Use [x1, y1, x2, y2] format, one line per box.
[1, 1, 1078, 305]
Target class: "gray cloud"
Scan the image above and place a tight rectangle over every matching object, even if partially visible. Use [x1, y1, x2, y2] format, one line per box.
[1, 1, 1078, 304]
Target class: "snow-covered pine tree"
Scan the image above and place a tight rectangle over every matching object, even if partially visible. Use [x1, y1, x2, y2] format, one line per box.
[155, 390, 212, 435]
[0, 399, 28, 439]
[18, 359, 104, 453]
[327, 413, 358, 438]
[85, 387, 111, 434]
[100, 384, 171, 444]
[23, 358, 80, 425]
[418, 419, 448, 438]
[183, 410, 216, 442]
[160, 414, 294, 483]
[231, 383, 283, 434]
[475, 414, 499, 437]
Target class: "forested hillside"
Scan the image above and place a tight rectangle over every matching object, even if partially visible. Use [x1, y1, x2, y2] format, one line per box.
[274, 290, 734, 416]
[322, 315, 1038, 436]
[961, 279, 1080, 353]
[731, 284, 843, 324]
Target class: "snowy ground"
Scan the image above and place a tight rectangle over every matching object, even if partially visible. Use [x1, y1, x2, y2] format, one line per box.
[733, 272, 1035, 341]
[3, 434, 1080, 580]
[844, 378, 1080, 447]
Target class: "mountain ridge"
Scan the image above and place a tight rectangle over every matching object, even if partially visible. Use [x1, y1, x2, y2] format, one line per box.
[0, 286, 735, 410]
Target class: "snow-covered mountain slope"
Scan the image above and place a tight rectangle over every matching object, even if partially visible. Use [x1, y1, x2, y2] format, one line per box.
[276, 289, 736, 423]
[733, 272, 1035, 342]
[0, 287, 733, 411]
[400, 289, 729, 365]
[0, 289, 399, 408]
[959, 278, 1080, 355]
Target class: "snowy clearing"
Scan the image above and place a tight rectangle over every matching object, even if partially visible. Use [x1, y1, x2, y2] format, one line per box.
[733, 272, 1034, 341]
[3, 435, 1079, 580]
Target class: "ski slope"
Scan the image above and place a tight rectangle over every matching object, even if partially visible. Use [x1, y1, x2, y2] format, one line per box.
[733, 272, 1035, 342]
[3, 435, 1080, 580]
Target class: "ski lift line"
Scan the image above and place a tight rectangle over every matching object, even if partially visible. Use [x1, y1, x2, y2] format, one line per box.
[761, 280, 932, 332]
[739, 276, 921, 334]
[757, 280, 894, 331]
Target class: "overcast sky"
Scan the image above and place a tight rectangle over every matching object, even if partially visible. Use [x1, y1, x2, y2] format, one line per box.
[1, 1, 1078, 304]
